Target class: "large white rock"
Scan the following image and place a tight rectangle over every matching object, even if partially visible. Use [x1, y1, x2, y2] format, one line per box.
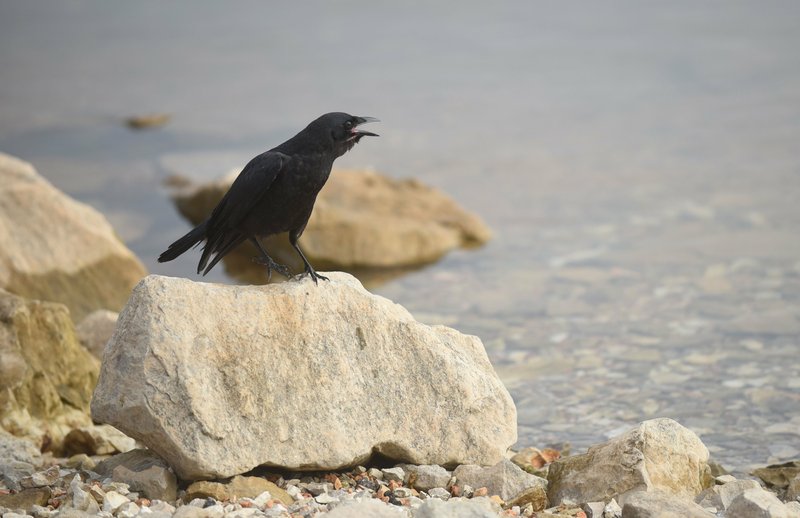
[0, 152, 147, 321]
[547, 418, 711, 505]
[91, 274, 516, 479]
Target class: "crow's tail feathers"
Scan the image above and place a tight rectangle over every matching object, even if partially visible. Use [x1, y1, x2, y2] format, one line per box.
[157, 221, 207, 264]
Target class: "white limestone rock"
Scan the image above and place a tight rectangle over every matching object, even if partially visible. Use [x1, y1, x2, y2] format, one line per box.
[91, 273, 516, 479]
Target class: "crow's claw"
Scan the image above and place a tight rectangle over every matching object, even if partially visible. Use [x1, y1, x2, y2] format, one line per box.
[294, 269, 329, 285]
[252, 256, 292, 281]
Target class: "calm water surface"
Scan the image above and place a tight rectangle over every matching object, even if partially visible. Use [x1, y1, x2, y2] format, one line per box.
[2, 1, 799, 473]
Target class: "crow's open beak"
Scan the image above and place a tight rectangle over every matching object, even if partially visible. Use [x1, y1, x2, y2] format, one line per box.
[354, 116, 380, 137]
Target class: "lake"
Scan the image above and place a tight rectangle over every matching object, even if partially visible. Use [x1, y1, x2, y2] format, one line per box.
[1, 1, 799, 474]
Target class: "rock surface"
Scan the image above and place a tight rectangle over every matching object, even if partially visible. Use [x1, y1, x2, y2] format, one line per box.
[0, 289, 98, 450]
[694, 477, 761, 511]
[94, 448, 178, 502]
[323, 499, 406, 517]
[0, 152, 147, 321]
[620, 490, 714, 517]
[453, 459, 547, 504]
[546, 418, 711, 505]
[400, 464, 452, 492]
[0, 428, 40, 468]
[62, 424, 136, 456]
[91, 273, 516, 479]
[725, 487, 793, 518]
[76, 309, 118, 359]
[171, 168, 491, 272]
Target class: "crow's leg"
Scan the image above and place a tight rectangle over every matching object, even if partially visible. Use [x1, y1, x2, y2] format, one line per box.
[250, 238, 291, 281]
[289, 229, 328, 285]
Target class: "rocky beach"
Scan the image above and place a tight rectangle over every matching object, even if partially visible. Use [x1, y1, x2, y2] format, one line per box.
[1, 153, 799, 517]
[2, 3, 800, 517]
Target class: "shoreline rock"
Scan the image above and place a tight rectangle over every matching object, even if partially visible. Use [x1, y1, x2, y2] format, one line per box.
[0, 152, 147, 321]
[91, 273, 517, 479]
[169, 169, 491, 278]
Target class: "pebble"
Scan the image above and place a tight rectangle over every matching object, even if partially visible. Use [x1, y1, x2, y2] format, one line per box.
[103, 490, 131, 512]
[381, 467, 405, 483]
[428, 487, 451, 500]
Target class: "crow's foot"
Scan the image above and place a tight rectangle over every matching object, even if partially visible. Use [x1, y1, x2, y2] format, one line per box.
[294, 269, 329, 285]
[252, 256, 292, 282]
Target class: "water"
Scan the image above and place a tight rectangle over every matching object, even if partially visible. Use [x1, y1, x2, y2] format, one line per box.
[2, 1, 799, 473]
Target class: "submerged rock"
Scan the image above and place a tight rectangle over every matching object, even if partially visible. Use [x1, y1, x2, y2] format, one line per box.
[0, 152, 147, 321]
[91, 273, 516, 479]
[0, 289, 98, 450]
[170, 168, 491, 276]
[546, 418, 711, 505]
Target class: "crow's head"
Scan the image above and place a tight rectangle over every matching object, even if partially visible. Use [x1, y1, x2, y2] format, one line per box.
[307, 112, 379, 156]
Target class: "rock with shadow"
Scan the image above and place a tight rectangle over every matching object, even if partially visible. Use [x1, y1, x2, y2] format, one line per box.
[90, 273, 516, 480]
[167, 168, 492, 283]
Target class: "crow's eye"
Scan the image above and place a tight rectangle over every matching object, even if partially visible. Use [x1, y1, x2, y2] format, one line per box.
[344, 120, 354, 130]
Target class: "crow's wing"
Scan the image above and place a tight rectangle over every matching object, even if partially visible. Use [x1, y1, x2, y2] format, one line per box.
[197, 151, 290, 274]
[207, 151, 290, 230]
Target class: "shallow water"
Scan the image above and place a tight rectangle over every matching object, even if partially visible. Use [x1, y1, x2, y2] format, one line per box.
[2, 1, 799, 473]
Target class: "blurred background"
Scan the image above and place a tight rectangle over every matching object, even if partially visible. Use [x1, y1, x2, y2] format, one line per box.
[1, 1, 799, 473]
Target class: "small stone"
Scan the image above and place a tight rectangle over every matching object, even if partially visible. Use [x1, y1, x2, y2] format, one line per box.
[314, 492, 338, 505]
[753, 461, 800, 489]
[70, 475, 100, 514]
[506, 485, 548, 512]
[323, 498, 405, 517]
[117, 501, 140, 518]
[715, 475, 737, 484]
[95, 449, 178, 502]
[252, 491, 271, 508]
[473, 487, 488, 497]
[414, 497, 497, 517]
[621, 491, 714, 518]
[603, 498, 621, 518]
[402, 465, 452, 492]
[695, 478, 761, 510]
[368, 468, 384, 480]
[20, 467, 60, 488]
[581, 501, 605, 518]
[150, 500, 177, 514]
[726, 487, 792, 518]
[30, 504, 55, 518]
[454, 459, 547, 501]
[102, 482, 130, 495]
[173, 502, 225, 518]
[64, 454, 96, 470]
[299, 482, 332, 497]
[103, 490, 130, 512]
[427, 488, 450, 501]
[382, 467, 405, 483]
[0, 487, 51, 512]
[394, 487, 412, 498]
